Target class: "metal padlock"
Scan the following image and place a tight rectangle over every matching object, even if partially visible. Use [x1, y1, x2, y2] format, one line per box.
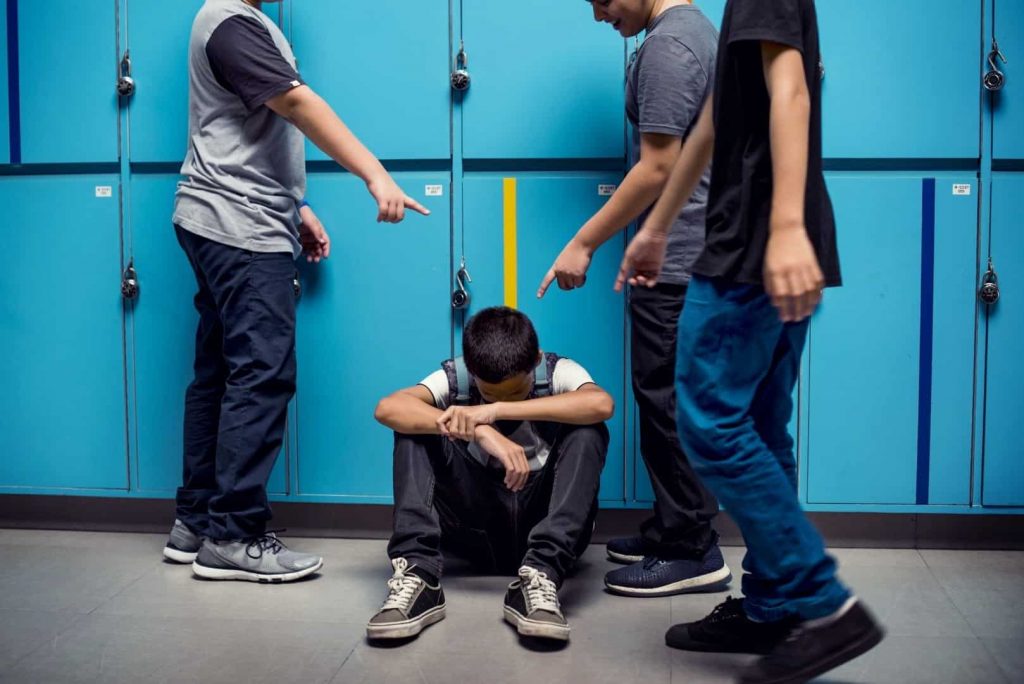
[452, 261, 472, 310]
[451, 43, 471, 92]
[980, 259, 1000, 305]
[121, 263, 139, 300]
[984, 40, 1007, 92]
[117, 51, 136, 98]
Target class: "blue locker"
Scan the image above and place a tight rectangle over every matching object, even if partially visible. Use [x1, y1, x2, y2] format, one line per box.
[127, 1, 204, 163]
[806, 173, 976, 505]
[1, 3, 9, 164]
[982, 173, 1024, 505]
[129, 174, 288, 495]
[697, 0, 980, 159]
[461, 1, 626, 159]
[0, 175, 126, 490]
[292, 1, 450, 162]
[17, 0, 119, 163]
[462, 174, 627, 503]
[992, 0, 1023, 159]
[294, 173, 450, 499]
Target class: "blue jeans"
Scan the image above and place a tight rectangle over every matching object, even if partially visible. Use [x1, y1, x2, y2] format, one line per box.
[675, 275, 849, 622]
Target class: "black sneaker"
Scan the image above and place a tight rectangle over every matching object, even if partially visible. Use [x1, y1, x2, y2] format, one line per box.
[503, 566, 570, 641]
[366, 558, 446, 640]
[739, 599, 884, 684]
[606, 535, 655, 564]
[665, 596, 797, 655]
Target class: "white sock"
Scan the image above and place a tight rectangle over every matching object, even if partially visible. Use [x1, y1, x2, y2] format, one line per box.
[803, 597, 858, 629]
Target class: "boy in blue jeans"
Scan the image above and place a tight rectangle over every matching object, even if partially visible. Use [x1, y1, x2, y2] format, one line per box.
[617, 1, 884, 682]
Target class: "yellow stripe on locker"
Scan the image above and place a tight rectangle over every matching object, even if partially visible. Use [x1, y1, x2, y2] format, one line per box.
[503, 177, 518, 309]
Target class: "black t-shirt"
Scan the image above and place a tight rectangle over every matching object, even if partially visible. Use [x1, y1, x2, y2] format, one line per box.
[694, 0, 840, 287]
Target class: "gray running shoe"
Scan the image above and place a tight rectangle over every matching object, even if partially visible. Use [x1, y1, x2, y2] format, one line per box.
[366, 558, 446, 640]
[163, 519, 201, 564]
[192, 532, 323, 583]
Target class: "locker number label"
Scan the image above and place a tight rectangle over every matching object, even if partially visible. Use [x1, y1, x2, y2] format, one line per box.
[952, 184, 971, 196]
[598, 184, 617, 196]
[425, 185, 444, 197]
[95, 186, 113, 198]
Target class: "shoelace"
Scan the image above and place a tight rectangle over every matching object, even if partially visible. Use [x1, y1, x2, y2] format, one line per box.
[381, 558, 423, 612]
[706, 596, 744, 624]
[518, 566, 561, 615]
[244, 530, 287, 560]
[641, 556, 665, 571]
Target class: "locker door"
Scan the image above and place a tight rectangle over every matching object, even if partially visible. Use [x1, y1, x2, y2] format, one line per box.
[807, 173, 976, 505]
[294, 173, 451, 499]
[462, 173, 627, 503]
[982, 173, 1024, 505]
[126, 0, 205, 163]
[0, 175, 127, 490]
[461, 0, 626, 160]
[16, 0, 119, 163]
[292, 1, 450, 162]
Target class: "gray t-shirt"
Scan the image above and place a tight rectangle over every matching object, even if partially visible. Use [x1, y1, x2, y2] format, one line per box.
[626, 5, 718, 285]
[173, 0, 306, 257]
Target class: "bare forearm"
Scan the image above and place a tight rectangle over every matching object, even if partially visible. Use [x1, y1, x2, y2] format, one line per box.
[768, 89, 810, 230]
[576, 161, 672, 251]
[276, 86, 387, 184]
[494, 390, 614, 425]
[374, 394, 444, 434]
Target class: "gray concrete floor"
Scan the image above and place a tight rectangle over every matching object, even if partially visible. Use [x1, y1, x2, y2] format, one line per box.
[0, 529, 1021, 683]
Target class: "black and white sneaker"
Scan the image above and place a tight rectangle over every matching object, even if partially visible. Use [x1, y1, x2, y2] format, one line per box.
[503, 566, 570, 642]
[366, 558, 446, 640]
[739, 599, 884, 684]
[163, 519, 201, 564]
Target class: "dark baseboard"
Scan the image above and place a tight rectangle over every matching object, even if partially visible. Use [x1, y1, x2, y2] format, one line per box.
[1, 495, 1022, 550]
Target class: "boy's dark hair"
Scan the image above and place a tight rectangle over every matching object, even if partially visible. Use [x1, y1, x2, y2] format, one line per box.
[462, 307, 540, 383]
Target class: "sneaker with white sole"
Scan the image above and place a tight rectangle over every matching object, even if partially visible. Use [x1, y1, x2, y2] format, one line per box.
[503, 566, 570, 642]
[366, 558, 446, 640]
[163, 519, 202, 564]
[191, 532, 322, 583]
[604, 545, 731, 597]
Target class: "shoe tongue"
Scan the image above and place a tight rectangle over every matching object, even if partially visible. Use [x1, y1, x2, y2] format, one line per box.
[406, 564, 438, 586]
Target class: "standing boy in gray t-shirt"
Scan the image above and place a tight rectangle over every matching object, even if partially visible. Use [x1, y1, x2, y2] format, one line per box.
[163, 0, 429, 583]
[538, 0, 726, 597]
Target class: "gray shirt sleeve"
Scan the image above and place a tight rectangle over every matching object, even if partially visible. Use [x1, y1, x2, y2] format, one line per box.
[635, 34, 710, 138]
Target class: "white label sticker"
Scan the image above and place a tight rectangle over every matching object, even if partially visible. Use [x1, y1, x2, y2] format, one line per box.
[425, 185, 444, 197]
[598, 184, 617, 196]
[952, 184, 972, 196]
[95, 186, 113, 198]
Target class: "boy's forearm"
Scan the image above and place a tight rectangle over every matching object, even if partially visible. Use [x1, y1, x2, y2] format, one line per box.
[374, 394, 444, 435]
[494, 390, 614, 425]
[275, 86, 387, 185]
[575, 160, 673, 252]
[642, 99, 714, 236]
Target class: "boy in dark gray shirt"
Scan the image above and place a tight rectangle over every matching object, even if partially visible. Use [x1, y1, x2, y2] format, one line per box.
[164, 0, 429, 583]
[539, 0, 726, 597]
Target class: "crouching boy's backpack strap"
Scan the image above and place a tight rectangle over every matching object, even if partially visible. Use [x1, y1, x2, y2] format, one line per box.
[441, 353, 560, 406]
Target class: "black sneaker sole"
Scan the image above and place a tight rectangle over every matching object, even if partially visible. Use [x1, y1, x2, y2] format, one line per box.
[665, 632, 780, 656]
[366, 604, 446, 640]
[739, 623, 886, 684]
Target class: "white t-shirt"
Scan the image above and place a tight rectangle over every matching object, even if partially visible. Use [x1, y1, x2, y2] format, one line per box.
[418, 358, 595, 470]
